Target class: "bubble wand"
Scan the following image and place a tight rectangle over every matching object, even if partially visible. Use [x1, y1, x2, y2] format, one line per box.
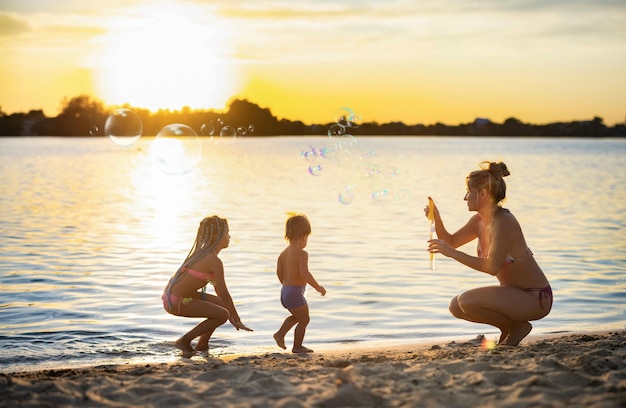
[428, 198, 436, 270]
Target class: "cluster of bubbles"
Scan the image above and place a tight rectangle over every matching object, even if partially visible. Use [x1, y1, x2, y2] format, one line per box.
[91, 109, 253, 175]
[302, 107, 411, 205]
[200, 118, 255, 144]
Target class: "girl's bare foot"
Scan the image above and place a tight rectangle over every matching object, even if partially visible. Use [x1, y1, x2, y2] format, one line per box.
[175, 338, 195, 358]
[273, 333, 286, 349]
[502, 322, 532, 346]
[194, 342, 209, 352]
[292, 346, 314, 353]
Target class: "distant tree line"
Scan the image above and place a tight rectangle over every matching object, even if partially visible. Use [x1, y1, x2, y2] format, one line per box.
[0, 95, 624, 137]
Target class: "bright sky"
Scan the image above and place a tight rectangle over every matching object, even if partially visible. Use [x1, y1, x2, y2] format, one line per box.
[0, 0, 624, 125]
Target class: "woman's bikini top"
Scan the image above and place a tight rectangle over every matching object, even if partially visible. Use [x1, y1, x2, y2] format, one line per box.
[187, 268, 216, 286]
[477, 244, 533, 267]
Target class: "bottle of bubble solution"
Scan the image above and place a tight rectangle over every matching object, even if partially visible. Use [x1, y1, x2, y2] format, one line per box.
[428, 198, 436, 270]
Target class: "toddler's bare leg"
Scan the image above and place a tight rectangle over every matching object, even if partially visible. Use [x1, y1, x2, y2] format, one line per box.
[274, 315, 297, 349]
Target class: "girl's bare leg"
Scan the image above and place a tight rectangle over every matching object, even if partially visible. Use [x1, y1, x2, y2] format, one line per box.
[193, 294, 227, 352]
[195, 329, 217, 352]
[175, 301, 229, 357]
[290, 304, 313, 353]
[274, 315, 298, 349]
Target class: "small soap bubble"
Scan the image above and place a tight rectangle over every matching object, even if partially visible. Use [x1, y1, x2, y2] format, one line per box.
[217, 117, 224, 125]
[89, 126, 99, 136]
[382, 166, 400, 179]
[395, 189, 412, 202]
[335, 107, 363, 128]
[308, 163, 323, 176]
[328, 124, 346, 137]
[347, 113, 363, 128]
[335, 107, 354, 127]
[319, 143, 338, 160]
[371, 189, 390, 202]
[150, 123, 202, 175]
[237, 126, 247, 136]
[338, 134, 358, 149]
[105, 108, 143, 147]
[301, 146, 318, 161]
[334, 148, 355, 168]
[338, 185, 356, 205]
[362, 162, 383, 178]
[218, 125, 237, 144]
[200, 121, 215, 137]
[248, 124, 255, 133]
[360, 151, 376, 160]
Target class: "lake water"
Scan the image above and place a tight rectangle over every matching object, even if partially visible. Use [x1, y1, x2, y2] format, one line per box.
[1, 135, 624, 373]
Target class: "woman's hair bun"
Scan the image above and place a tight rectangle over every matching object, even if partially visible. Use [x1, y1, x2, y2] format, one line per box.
[486, 161, 510, 178]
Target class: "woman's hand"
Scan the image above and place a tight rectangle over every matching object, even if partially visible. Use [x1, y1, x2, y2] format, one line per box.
[424, 196, 440, 219]
[428, 238, 454, 257]
[231, 320, 253, 331]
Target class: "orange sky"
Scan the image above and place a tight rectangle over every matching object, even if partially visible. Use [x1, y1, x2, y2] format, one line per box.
[0, 0, 625, 125]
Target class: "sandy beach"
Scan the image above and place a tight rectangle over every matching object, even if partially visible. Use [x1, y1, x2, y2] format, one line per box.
[2, 331, 624, 408]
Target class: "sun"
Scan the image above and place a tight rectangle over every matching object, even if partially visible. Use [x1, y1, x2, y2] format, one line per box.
[94, 6, 240, 112]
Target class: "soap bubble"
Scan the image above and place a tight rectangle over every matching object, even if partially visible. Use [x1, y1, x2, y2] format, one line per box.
[328, 124, 346, 137]
[248, 124, 255, 133]
[218, 125, 237, 144]
[319, 143, 338, 160]
[337, 134, 358, 149]
[301, 146, 318, 161]
[308, 163, 323, 176]
[89, 126, 99, 136]
[335, 107, 363, 128]
[371, 189, 390, 202]
[395, 188, 412, 203]
[335, 107, 354, 127]
[200, 121, 215, 137]
[237, 126, 247, 136]
[105, 108, 142, 147]
[150, 123, 202, 174]
[338, 185, 356, 205]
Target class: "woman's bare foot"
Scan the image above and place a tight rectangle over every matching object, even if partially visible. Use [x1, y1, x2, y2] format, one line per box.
[502, 322, 532, 346]
[292, 346, 314, 353]
[175, 338, 195, 358]
[498, 328, 510, 344]
[273, 333, 286, 350]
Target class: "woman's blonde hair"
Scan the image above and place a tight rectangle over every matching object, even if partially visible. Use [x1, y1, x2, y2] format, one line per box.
[467, 161, 510, 205]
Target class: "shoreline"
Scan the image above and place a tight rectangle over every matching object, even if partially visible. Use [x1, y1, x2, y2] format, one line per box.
[2, 330, 624, 407]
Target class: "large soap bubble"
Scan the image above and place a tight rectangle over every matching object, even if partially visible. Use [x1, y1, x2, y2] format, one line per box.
[105, 109, 143, 147]
[150, 123, 202, 175]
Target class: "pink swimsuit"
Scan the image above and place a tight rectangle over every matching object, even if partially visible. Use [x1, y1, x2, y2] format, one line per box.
[162, 268, 216, 315]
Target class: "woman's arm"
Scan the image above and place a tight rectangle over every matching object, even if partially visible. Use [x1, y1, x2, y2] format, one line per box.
[427, 198, 478, 248]
[429, 215, 512, 276]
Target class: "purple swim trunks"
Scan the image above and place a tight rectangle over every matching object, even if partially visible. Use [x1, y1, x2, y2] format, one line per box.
[281, 285, 307, 310]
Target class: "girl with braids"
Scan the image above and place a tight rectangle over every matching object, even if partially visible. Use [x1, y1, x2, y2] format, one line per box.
[425, 161, 552, 346]
[162, 216, 252, 357]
